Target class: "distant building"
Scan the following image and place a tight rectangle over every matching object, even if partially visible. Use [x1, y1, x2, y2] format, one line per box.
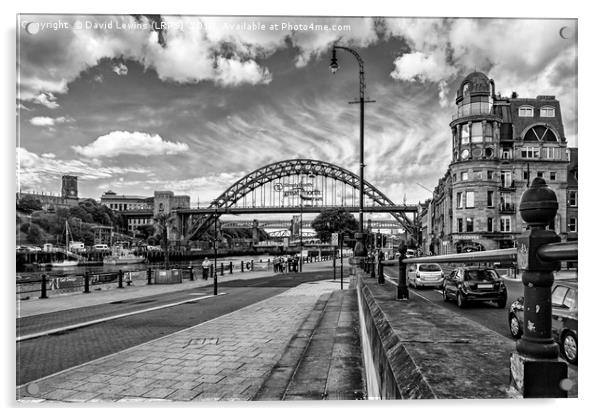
[100, 190, 190, 236]
[425, 72, 577, 254]
[17, 175, 80, 211]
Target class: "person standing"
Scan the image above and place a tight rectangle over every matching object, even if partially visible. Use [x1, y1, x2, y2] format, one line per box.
[201, 257, 211, 280]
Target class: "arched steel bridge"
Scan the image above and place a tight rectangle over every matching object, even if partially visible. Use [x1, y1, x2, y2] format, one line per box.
[177, 159, 419, 243]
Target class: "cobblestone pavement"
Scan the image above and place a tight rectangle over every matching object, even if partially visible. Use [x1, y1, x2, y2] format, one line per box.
[17, 279, 345, 402]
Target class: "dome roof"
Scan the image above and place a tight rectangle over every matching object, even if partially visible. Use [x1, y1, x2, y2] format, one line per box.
[456, 71, 492, 99]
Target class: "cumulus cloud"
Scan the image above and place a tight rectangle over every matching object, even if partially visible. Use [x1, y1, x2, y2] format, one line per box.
[32, 92, 60, 109]
[72, 130, 190, 158]
[18, 15, 379, 102]
[385, 18, 577, 145]
[112, 62, 128, 76]
[29, 116, 72, 127]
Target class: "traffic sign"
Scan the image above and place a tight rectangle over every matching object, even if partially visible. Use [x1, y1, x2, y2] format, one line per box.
[331, 232, 339, 247]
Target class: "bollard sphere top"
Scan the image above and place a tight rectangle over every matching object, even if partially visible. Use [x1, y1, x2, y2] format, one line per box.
[519, 177, 558, 226]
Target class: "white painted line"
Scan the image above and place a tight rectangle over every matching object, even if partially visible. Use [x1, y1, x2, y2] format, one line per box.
[17, 292, 227, 342]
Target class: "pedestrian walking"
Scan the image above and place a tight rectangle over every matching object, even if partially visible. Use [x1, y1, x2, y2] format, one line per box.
[201, 257, 211, 280]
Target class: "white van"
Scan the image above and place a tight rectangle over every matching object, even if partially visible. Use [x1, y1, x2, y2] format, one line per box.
[407, 263, 444, 289]
[69, 241, 85, 252]
[93, 244, 110, 251]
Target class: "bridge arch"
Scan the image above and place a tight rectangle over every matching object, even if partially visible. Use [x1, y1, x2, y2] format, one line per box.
[182, 159, 416, 242]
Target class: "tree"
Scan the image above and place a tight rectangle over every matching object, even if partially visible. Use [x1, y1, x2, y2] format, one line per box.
[17, 197, 42, 213]
[27, 223, 44, 245]
[135, 224, 155, 240]
[311, 208, 359, 247]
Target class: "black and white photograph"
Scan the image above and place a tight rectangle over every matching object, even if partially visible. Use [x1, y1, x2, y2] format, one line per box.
[10, 3, 586, 407]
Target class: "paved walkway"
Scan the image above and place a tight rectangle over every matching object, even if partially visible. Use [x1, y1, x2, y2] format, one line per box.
[17, 261, 337, 318]
[17, 278, 358, 402]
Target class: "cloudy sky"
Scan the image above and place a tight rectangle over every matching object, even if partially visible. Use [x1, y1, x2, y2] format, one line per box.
[16, 15, 578, 211]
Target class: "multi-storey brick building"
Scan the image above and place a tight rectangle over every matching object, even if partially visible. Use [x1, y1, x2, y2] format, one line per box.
[100, 190, 190, 235]
[425, 71, 577, 254]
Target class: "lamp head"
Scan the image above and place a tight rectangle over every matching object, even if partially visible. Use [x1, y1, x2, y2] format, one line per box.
[329, 48, 339, 74]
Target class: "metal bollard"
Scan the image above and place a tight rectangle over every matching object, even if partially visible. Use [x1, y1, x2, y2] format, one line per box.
[397, 245, 409, 300]
[251, 260, 254, 271]
[147, 268, 152, 285]
[241, 261, 244, 273]
[220, 263, 224, 276]
[511, 178, 567, 398]
[229, 261, 233, 274]
[118, 270, 124, 288]
[189, 266, 194, 281]
[378, 262, 384, 284]
[40, 273, 48, 299]
[370, 258, 376, 278]
[210, 265, 214, 278]
[84, 271, 90, 293]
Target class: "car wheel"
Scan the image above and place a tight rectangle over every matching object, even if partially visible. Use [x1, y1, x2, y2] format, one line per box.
[509, 313, 522, 339]
[561, 332, 578, 365]
[456, 291, 466, 308]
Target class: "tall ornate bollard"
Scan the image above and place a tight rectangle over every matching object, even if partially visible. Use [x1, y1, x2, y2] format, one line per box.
[377, 254, 384, 285]
[189, 266, 194, 281]
[370, 256, 376, 278]
[241, 261, 244, 273]
[118, 270, 124, 289]
[511, 177, 567, 398]
[229, 262, 233, 274]
[147, 268, 152, 285]
[40, 273, 48, 299]
[220, 263, 224, 276]
[397, 243, 409, 300]
[84, 272, 90, 293]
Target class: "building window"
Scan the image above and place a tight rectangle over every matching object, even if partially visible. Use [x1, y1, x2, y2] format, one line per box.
[501, 148, 512, 159]
[456, 192, 464, 208]
[461, 171, 468, 181]
[500, 216, 511, 232]
[537, 171, 544, 178]
[461, 124, 470, 144]
[519, 106, 534, 117]
[471, 122, 483, 143]
[487, 217, 493, 232]
[457, 218, 463, 233]
[568, 217, 577, 233]
[501, 171, 512, 188]
[550, 172, 556, 181]
[487, 191, 494, 207]
[568, 190, 577, 207]
[524, 125, 558, 142]
[466, 218, 474, 232]
[521, 147, 540, 159]
[487, 170, 494, 180]
[540, 106, 555, 117]
[466, 191, 475, 208]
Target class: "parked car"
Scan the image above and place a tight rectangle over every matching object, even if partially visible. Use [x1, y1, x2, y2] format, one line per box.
[405, 249, 416, 258]
[442, 266, 507, 308]
[508, 280, 577, 365]
[408, 263, 444, 289]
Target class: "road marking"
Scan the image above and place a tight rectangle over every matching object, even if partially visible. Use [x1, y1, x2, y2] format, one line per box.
[16, 292, 228, 342]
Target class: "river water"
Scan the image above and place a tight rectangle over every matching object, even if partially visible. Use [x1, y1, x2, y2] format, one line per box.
[17, 253, 285, 281]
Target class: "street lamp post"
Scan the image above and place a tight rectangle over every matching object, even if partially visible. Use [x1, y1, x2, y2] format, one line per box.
[329, 45, 374, 258]
[212, 202, 218, 296]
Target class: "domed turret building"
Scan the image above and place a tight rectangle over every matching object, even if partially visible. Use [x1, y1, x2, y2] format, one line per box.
[425, 72, 576, 254]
